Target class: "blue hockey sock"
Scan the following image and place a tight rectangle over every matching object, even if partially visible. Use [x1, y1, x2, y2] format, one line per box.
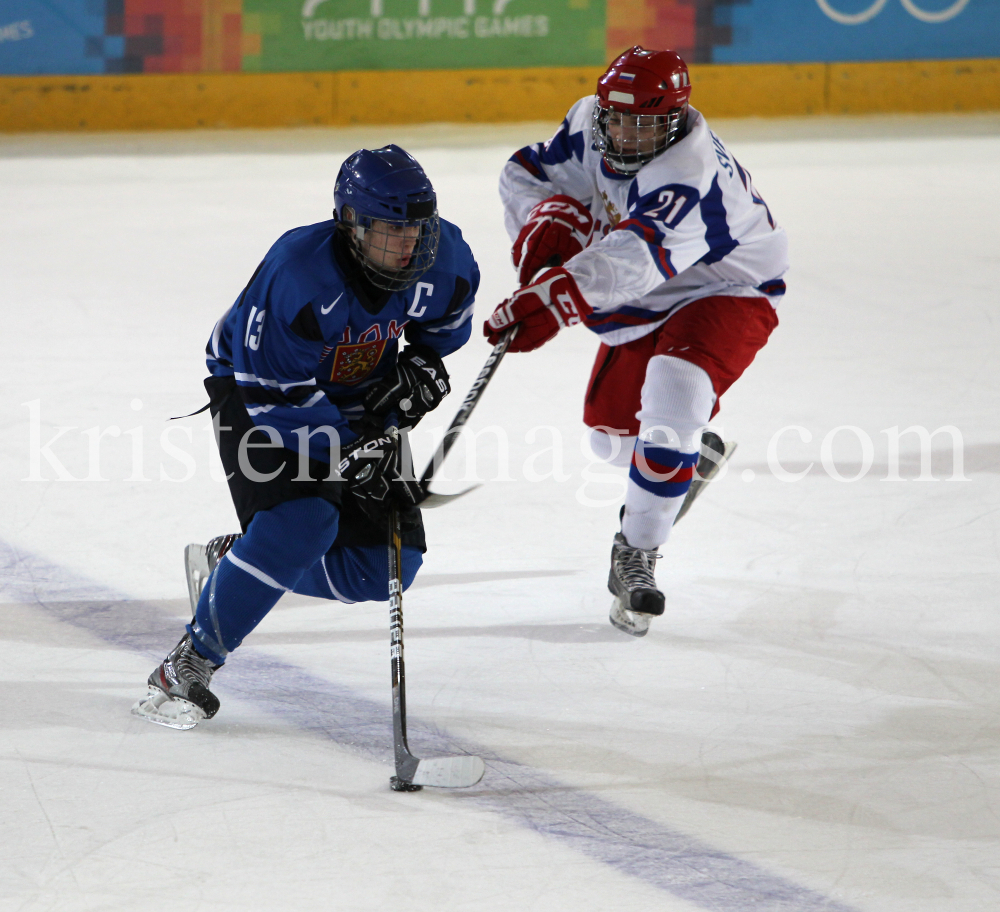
[188, 497, 340, 664]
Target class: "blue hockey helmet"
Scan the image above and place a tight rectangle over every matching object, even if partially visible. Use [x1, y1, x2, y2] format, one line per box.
[333, 145, 440, 292]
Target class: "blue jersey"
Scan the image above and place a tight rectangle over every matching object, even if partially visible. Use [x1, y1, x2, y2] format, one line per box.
[206, 218, 478, 463]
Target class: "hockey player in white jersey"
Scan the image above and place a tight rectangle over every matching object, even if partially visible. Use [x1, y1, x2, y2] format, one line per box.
[486, 46, 789, 637]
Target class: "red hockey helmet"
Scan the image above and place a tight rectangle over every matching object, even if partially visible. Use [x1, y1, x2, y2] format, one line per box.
[592, 47, 692, 175]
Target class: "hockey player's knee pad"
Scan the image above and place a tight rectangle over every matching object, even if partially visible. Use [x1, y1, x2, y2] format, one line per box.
[399, 547, 423, 592]
[637, 356, 716, 452]
[320, 545, 423, 604]
[587, 427, 636, 468]
[235, 498, 340, 579]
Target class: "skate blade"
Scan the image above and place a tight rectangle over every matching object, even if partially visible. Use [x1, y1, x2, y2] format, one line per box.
[131, 688, 206, 731]
[609, 597, 651, 638]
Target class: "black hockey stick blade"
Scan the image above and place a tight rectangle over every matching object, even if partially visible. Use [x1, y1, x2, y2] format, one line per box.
[674, 433, 737, 524]
[419, 484, 482, 509]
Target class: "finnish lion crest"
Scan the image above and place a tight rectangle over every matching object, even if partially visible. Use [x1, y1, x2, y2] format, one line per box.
[330, 340, 386, 385]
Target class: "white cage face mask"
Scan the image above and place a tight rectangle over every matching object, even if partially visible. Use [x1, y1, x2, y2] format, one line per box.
[592, 104, 686, 175]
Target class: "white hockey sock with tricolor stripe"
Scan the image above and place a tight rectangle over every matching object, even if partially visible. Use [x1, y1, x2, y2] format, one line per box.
[621, 355, 717, 550]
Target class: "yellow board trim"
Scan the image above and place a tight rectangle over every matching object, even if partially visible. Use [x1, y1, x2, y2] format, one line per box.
[2, 58, 998, 133]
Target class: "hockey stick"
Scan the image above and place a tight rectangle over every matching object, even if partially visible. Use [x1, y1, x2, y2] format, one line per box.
[387, 432, 485, 791]
[416, 326, 518, 508]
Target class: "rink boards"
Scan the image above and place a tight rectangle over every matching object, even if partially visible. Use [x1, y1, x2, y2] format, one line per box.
[2, 56, 1000, 132]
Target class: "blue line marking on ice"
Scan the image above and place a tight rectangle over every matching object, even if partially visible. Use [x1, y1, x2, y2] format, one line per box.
[0, 540, 857, 912]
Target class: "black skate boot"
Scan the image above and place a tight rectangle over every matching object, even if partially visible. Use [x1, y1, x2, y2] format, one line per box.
[131, 633, 222, 730]
[608, 532, 664, 638]
[184, 533, 242, 615]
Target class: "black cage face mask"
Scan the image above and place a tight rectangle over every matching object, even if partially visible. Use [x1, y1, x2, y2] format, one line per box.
[341, 201, 440, 293]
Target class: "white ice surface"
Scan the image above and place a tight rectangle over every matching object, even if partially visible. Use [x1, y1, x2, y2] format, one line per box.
[1, 115, 999, 912]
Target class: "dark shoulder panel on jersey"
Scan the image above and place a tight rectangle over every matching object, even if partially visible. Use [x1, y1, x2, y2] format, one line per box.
[290, 303, 324, 341]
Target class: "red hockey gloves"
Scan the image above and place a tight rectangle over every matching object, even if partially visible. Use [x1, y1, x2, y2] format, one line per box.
[512, 195, 594, 286]
[364, 344, 450, 426]
[484, 267, 592, 353]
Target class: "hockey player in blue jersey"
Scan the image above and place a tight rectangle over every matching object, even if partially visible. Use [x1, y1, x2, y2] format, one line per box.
[486, 47, 789, 637]
[133, 145, 479, 729]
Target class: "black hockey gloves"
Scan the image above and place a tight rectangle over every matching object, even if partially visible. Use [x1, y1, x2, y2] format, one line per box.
[364, 344, 450, 426]
[338, 430, 422, 525]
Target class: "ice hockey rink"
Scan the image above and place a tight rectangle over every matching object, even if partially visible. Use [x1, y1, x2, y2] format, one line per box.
[2, 112, 998, 911]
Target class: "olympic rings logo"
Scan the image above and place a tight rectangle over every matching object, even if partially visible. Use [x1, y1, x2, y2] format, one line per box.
[815, 0, 970, 24]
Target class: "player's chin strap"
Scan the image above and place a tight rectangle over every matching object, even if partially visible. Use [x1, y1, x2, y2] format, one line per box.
[417, 325, 518, 509]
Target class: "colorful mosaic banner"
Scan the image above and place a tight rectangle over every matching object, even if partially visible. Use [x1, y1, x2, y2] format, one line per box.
[252, 0, 605, 71]
[1, 0, 998, 75]
[0, 0, 605, 74]
[608, 0, 1000, 64]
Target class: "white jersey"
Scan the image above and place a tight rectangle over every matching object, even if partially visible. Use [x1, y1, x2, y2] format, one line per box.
[500, 98, 789, 346]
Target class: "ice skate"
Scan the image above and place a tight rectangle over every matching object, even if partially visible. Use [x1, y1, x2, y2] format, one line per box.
[608, 532, 664, 638]
[132, 633, 221, 730]
[184, 533, 241, 615]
